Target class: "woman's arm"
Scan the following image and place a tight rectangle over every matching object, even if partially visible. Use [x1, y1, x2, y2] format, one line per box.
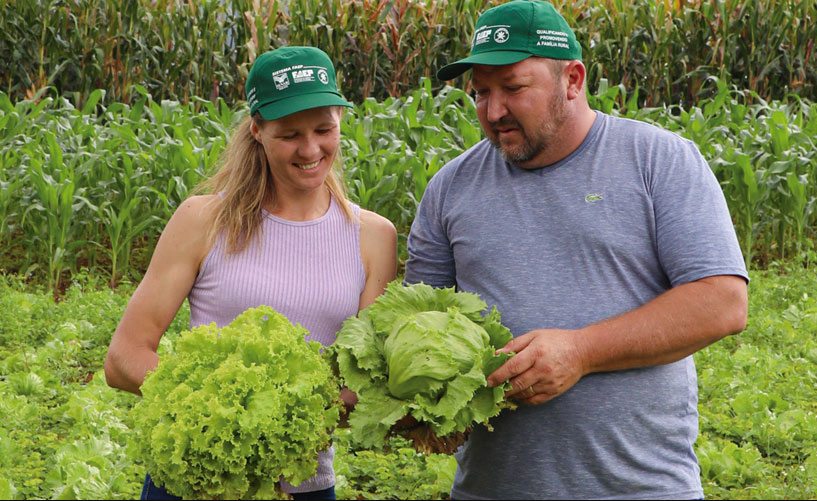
[104, 195, 216, 395]
[357, 208, 398, 310]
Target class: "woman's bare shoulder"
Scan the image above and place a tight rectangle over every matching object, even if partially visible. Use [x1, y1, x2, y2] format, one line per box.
[358, 208, 397, 274]
[358, 208, 396, 236]
[173, 194, 220, 222]
[156, 194, 220, 262]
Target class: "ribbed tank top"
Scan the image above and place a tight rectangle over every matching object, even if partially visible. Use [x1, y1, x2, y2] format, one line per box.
[187, 195, 365, 493]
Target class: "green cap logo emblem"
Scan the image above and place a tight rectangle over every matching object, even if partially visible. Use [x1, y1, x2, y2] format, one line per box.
[273, 73, 289, 90]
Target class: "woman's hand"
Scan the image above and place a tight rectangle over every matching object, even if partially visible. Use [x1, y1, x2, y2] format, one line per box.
[338, 387, 358, 428]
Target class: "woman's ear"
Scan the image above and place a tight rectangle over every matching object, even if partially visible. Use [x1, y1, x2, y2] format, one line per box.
[250, 119, 261, 143]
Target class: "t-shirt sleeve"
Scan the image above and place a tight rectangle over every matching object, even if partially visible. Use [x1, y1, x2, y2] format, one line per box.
[404, 169, 457, 288]
[651, 136, 749, 286]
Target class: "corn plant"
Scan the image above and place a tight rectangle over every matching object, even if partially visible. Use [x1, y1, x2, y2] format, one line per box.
[3, 0, 812, 110]
[21, 135, 97, 297]
[2, 77, 815, 291]
[95, 177, 160, 289]
[0, 95, 24, 250]
[0, 86, 232, 294]
[614, 77, 817, 267]
[565, 0, 816, 108]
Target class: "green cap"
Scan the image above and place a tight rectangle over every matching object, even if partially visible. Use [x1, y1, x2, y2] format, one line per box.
[437, 0, 581, 81]
[245, 46, 352, 120]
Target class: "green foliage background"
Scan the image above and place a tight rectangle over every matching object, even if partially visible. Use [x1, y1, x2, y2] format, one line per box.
[2, 78, 815, 294]
[1, 0, 814, 109]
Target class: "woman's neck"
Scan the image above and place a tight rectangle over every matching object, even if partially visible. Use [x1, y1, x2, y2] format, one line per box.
[265, 185, 332, 221]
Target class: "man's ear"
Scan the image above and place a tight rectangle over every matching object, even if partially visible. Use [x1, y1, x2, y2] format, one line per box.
[565, 60, 587, 101]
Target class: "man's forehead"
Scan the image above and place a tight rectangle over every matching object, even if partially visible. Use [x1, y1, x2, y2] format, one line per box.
[471, 59, 542, 83]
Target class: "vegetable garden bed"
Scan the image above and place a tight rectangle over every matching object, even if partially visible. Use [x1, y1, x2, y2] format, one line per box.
[0, 266, 815, 499]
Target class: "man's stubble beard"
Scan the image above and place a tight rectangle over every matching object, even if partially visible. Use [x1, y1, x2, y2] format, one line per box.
[489, 90, 568, 165]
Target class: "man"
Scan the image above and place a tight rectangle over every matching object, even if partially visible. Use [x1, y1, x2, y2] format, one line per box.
[404, 0, 749, 499]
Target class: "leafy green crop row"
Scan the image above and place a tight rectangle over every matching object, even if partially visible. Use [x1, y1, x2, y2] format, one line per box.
[0, 274, 144, 499]
[0, 273, 454, 500]
[1, 265, 815, 499]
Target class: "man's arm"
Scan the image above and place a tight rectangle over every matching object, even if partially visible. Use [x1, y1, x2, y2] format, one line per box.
[404, 170, 457, 288]
[487, 274, 747, 405]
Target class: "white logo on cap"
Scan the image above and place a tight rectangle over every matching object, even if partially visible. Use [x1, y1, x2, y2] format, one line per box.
[474, 28, 492, 47]
[318, 69, 329, 84]
[274, 73, 290, 90]
[494, 28, 509, 43]
[292, 68, 315, 82]
[247, 87, 258, 108]
[536, 29, 570, 49]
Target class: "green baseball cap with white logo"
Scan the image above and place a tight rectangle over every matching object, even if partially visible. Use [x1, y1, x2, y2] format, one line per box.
[437, 0, 581, 81]
[246, 46, 352, 120]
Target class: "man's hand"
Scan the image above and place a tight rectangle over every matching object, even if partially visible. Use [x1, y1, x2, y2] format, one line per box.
[486, 329, 588, 406]
[483, 276, 747, 407]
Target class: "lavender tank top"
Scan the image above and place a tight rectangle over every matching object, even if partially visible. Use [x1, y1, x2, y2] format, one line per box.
[187, 195, 365, 493]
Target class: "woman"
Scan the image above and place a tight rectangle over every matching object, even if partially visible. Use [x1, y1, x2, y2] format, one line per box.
[104, 46, 397, 500]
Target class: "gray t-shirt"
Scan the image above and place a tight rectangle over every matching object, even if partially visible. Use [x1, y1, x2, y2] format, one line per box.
[404, 112, 748, 500]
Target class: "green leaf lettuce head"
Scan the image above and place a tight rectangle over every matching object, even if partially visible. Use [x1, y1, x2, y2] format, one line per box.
[131, 306, 341, 500]
[328, 281, 513, 450]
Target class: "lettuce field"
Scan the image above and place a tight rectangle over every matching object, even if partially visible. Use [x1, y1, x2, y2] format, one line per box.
[1, 267, 816, 499]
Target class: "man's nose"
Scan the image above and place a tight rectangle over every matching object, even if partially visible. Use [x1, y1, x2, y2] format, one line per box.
[485, 91, 509, 123]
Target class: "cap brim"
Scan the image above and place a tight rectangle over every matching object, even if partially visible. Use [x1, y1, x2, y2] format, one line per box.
[437, 51, 533, 81]
[256, 92, 352, 121]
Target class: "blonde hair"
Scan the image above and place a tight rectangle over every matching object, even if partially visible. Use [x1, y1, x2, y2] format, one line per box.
[196, 110, 355, 254]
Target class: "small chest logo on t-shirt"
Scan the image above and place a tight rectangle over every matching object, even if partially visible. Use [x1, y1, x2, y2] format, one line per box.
[585, 193, 604, 203]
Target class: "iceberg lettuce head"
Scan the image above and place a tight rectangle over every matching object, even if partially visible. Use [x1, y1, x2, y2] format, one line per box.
[328, 281, 513, 452]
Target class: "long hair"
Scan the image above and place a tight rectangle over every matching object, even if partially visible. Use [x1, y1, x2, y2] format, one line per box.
[196, 109, 355, 254]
